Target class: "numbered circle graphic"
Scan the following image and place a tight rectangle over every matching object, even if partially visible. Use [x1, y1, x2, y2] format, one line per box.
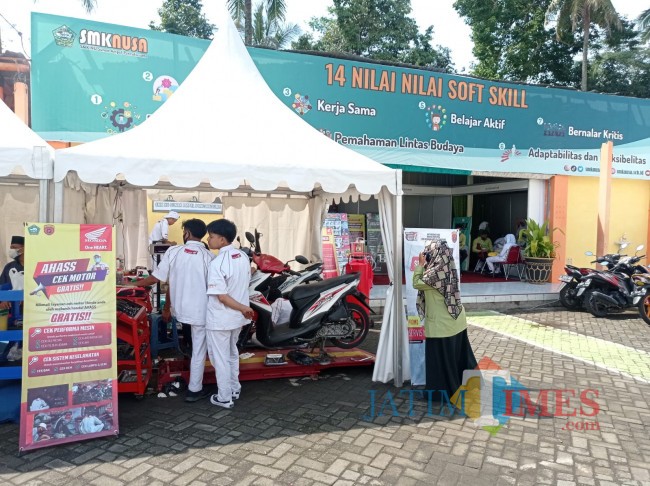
[537, 117, 544, 125]
[283, 87, 292, 97]
[142, 71, 153, 82]
[91, 94, 103, 105]
[418, 101, 426, 109]
[499, 142, 506, 150]
[152, 75, 179, 102]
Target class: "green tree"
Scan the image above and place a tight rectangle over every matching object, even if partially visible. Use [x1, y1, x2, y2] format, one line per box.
[454, 0, 580, 85]
[637, 8, 650, 43]
[81, 0, 97, 12]
[229, 0, 298, 48]
[589, 19, 650, 98]
[545, 0, 622, 91]
[249, 1, 300, 48]
[228, 0, 253, 45]
[149, 0, 215, 40]
[293, 0, 453, 72]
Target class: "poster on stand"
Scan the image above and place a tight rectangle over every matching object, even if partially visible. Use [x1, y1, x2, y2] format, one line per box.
[366, 213, 387, 275]
[321, 228, 338, 279]
[20, 223, 118, 451]
[403, 228, 460, 386]
[347, 214, 366, 251]
[323, 214, 351, 276]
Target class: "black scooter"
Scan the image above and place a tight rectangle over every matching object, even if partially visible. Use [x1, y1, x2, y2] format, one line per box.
[583, 245, 647, 317]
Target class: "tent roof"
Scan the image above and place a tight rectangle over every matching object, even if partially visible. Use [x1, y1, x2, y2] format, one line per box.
[55, 7, 397, 196]
[0, 99, 53, 179]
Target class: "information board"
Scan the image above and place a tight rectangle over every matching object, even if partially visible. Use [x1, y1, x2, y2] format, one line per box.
[20, 223, 118, 451]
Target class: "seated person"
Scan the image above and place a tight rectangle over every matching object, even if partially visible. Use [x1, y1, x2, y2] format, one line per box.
[492, 236, 506, 254]
[486, 234, 517, 273]
[471, 231, 493, 264]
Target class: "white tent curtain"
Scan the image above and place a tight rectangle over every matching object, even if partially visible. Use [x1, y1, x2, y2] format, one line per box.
[62, 175, 149, 269]
[0, 184, 40, 269]
[144, 190, 318, 265]
[0, 100, 54, 223]
[323, 176, 407, 385]
[223, 195, 314, 264]
[117, 189, 150, 269]
[373, 183, 409, 385]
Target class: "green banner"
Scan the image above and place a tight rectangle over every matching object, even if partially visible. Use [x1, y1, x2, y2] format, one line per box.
[31, 13, 650, 180]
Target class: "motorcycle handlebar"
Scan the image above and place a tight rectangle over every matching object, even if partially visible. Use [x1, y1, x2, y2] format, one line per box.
[287, 270, 301, 276]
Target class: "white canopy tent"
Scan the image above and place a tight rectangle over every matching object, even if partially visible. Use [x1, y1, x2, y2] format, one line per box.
[55, 5, 408, 385]
[0, 99, 53, 263]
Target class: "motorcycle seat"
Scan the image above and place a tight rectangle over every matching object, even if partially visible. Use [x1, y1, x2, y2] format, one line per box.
[289, 273, 359, 309]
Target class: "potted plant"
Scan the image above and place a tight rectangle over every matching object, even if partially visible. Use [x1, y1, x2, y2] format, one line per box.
[521, 219, 560, 284]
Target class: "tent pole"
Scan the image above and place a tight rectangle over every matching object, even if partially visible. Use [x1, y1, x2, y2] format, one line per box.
[53, 181, 64, 223]
[38, 179, 48, 223]
[392, 170, 404, 387]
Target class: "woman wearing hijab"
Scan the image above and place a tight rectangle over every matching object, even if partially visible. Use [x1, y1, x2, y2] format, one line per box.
[485, 234, 517, 274]
[413, 239, 478, 399]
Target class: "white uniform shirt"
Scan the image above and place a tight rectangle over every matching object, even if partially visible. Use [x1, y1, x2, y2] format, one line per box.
[206, 244, 251, 331]
[153, 240, 215, 326]
[149, 218, 170, 244]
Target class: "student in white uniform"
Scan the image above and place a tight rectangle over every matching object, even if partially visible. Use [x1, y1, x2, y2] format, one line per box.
[205, 219, 253, 409]
[149, 210, 180, 272]
[149, 211, 180, 245]
[133, 219, 215, 402]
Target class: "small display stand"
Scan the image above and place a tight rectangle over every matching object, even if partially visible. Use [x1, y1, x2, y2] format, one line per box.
[116, 295, 152, 397]
[156, 346, 375, 392]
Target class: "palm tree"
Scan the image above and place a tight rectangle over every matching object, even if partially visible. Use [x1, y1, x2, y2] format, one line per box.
[546, 0, 622, 91]
[228, 0, 298, 49]
[638, 8, 650, 42]
[251, 2, 300, 48]
[81, 0, 97, 12]
[227, 0, 253, 45]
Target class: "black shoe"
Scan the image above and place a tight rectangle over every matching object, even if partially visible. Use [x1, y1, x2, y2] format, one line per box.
[184, 388, 211, 402]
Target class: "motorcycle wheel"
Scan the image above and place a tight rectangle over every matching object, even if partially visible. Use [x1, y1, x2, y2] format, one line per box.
[559, 285, 581, 310]
[330, 302, 370, 349]
[584, 292, 609, 318]
[638, 294, 650, 326]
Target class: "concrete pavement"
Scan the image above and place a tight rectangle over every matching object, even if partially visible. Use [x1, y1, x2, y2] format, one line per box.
[1, 308, 649, 485]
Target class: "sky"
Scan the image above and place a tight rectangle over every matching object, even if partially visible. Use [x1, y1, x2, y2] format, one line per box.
[0, 0, 644, 72]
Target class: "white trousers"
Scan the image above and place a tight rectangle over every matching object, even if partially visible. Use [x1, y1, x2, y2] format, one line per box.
[206, 328, 241, 402]
[188, 325, 208, 393]
[486, 256, 505, 271]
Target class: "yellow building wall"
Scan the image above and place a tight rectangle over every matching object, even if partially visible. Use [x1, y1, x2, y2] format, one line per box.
[566, 177, 650, 268]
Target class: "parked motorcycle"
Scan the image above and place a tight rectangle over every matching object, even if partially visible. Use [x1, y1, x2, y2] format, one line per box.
[277, 261, 323, 298]
[238, 230, 371, 356]
[582, 245, 647, 317]
[632, 273, 650, 326]
[243, 230, 318, 302]
[559, 253, 621, 310]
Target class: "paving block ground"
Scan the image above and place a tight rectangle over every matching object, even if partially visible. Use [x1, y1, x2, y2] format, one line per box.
[1, 307, 649, 485]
